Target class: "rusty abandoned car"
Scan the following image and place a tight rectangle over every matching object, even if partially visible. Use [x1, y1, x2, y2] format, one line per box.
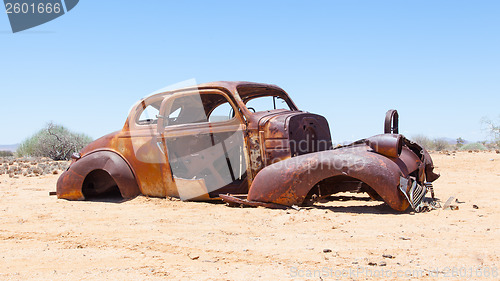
[57, 81, 439, 212]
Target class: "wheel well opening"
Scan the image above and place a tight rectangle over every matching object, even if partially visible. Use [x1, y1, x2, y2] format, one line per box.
[82, 169, 123, 200]
[305, 175, 382, 204]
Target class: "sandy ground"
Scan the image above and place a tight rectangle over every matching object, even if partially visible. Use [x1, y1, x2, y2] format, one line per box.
[0, 151, 498, 280]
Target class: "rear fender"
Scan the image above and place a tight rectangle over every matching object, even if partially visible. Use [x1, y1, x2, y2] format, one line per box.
[247, 145, 411, 211]
[56, 150, 140, 200]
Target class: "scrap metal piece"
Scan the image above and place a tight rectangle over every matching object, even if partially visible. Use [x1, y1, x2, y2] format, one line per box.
[442, 196, 456, 210]
[219, 194, 289, 209]
[419, 197, 441, 211]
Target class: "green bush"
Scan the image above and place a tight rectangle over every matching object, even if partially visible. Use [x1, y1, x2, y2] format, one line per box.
[459, 142, 487, 151]
[17, 122, 92, 160]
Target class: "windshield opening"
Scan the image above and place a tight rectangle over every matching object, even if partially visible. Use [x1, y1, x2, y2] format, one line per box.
[236, 85, 297, 113]
[244, 96, 290, 113]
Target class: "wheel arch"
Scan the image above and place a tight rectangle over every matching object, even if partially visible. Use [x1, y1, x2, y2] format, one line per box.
[304, 174, 383, 202]
[56, 150, 141, 200]
[247, 147, 411, 211]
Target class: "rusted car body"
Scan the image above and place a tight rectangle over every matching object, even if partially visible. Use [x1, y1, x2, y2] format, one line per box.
[57, 81, 439, 211]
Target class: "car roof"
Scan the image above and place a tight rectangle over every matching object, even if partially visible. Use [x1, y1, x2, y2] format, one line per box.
[145, 81, 285, 100]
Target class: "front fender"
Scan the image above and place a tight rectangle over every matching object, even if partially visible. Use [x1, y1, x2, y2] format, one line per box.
[247, 144, 411, 211]
[56, 150, 140, 200]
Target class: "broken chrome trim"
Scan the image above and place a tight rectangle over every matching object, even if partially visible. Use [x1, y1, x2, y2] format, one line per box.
[399, 176, 428, 212]
[425, 182, 434, 199]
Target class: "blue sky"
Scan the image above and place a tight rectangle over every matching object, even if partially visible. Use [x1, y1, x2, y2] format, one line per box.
[1, 1, 499, 145]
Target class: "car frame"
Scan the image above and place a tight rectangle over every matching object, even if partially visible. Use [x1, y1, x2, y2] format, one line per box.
[57, 81, 439, 212]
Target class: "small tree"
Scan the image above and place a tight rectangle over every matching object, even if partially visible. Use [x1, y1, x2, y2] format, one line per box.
[17, 122, 93, 160]
[456, 137, 465, 149]
[482, 116, 500, 148]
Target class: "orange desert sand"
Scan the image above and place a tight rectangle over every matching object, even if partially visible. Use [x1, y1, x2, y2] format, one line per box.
[0, 151, 498, 280]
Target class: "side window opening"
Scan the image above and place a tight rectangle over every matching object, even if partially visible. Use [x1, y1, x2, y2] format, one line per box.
[165, 95, 207, 126]
[137, 103, 161, 125]
[164, 92, 236, 126]
[208, 102, 233, 122]
[169, 107, 181, 118]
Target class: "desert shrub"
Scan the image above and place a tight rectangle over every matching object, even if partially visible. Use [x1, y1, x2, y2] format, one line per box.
[484, 142, 499, 150]
[432, 138, 451, 151]
[410, 135, 433, 150]
[459, 142, 487, 151]
[410, 135, 451, 151]
[17, 122, 92, 160]
[0, 151, 14, 157]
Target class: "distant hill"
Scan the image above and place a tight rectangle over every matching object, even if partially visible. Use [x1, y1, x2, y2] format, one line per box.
[0, 144, 19, 152]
